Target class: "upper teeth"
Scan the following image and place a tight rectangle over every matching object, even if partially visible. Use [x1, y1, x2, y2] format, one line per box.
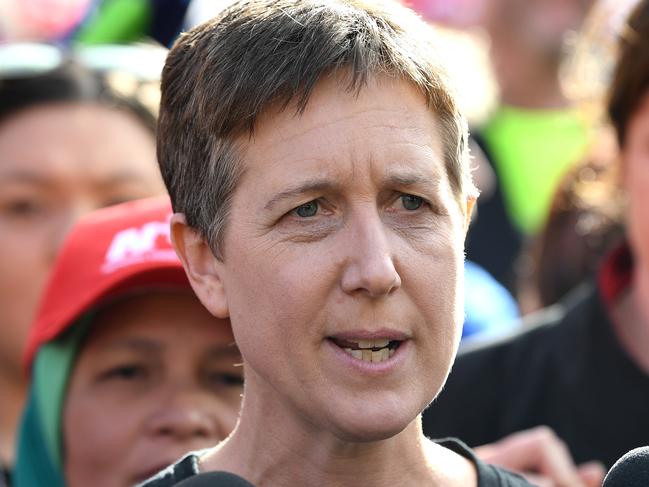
[344, 347, 394, 362]
[355, 339, 390, 349]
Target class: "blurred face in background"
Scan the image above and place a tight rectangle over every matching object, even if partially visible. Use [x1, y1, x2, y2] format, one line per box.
[64, 292, 243, 487]
[623, 93, 649, 285]
[0, 102, 165, 379]
[491, 0, 593, 51]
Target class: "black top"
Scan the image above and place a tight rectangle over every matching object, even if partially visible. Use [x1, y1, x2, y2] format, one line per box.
[438, 439, 533, 486]
[423, 283, 649, 468]
[140, 438, 531, 486]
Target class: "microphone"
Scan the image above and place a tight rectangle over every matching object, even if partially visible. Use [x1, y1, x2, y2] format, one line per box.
[603, 446, 649, 486]
[175, 471, 256, 487]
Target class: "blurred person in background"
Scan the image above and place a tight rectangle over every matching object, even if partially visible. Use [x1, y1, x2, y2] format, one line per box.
[424, 0, 649, 470]
[13, 197, 243, 487]
[466, 0, 596, 292]
[0, 46, 166, 483]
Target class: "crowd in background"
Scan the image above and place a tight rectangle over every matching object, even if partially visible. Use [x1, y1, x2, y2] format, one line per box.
[1, 0, 648, 485]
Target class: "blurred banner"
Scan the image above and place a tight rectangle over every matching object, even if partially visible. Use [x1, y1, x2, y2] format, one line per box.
[0, 0, 190, 46]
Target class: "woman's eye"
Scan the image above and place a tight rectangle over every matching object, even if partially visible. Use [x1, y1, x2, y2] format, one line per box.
[102, 365, 147, 382]
[294, 200, 319, 218]
[401, 194, 424, 211]
[4, 199, 46, 218]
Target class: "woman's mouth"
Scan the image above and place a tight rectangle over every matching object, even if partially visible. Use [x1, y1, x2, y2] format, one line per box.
[327, 337, 403, 363]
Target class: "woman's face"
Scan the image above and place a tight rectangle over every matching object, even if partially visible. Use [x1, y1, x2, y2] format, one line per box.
[64, 292, 243, 487]
[0, 103, 165, 378]
[197, 75, 468, 442]
[623, 93, 649, 285]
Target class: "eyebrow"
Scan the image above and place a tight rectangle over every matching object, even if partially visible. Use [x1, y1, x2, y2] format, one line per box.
[101, 337, 240, 359]
[382, 170, 439, 190]
[0, 170, 51, 187]
[264, 177, 338, 210]
[0, 168, 149, 188]
[262, 167, 442, 211]
[102, 337, 162, 354]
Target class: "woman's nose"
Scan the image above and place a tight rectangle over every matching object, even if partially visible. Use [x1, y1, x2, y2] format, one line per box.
[147, 388, 238, 443]
[340, 211, 401, 298]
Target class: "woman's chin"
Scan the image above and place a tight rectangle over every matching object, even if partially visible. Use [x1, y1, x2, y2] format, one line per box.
[321, 401, 421, 443]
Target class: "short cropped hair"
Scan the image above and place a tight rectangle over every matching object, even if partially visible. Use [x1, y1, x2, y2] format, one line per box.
[158, 0, 473, 258]
[608, 0, 649, 147]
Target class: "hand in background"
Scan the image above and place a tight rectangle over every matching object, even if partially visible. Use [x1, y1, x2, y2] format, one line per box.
[474, 426, 606, 487]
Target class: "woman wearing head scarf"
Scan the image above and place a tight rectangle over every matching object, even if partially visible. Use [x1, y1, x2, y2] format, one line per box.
[14, 197, 243, 487]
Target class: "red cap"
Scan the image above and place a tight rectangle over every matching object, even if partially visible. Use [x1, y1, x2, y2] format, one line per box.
[24, 196, 190, 372]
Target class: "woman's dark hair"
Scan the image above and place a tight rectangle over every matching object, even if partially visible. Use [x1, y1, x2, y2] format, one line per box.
[608, 0, 649, 147]
[0, 60, 157, 133]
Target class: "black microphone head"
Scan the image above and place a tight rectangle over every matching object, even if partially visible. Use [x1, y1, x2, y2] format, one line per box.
[603, 446, 649, 487]
[175, 471, 256, 487]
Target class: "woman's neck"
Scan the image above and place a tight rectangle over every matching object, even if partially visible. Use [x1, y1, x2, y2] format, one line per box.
[612, 267, 649, 374]
[0, 369, 26, 467]
[200, 383, 476, 487]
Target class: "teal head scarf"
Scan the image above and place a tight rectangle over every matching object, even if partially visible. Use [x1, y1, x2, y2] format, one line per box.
[14, 316, 93, 487]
